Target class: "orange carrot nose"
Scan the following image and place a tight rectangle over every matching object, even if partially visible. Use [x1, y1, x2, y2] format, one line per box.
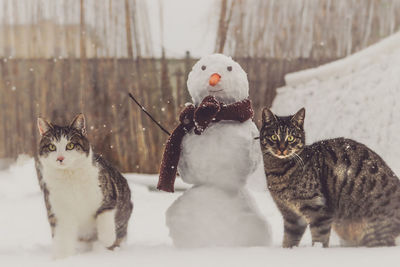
[209, 73, 221, 86]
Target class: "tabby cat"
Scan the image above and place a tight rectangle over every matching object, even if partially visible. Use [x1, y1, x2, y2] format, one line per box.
[260, 107, 400, 247]
[35, 114, 133, 258]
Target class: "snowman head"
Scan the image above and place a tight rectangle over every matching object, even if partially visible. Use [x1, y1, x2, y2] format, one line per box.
[187, 54, 249, 105]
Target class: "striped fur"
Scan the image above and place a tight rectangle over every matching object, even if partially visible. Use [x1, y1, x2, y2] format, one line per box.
[260, 108, 400, 247]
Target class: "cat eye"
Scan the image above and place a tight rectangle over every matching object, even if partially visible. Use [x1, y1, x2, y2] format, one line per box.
[66, 142, 75, 150]
[48, 144, 56, 151]
[287, 135, 295, 142]
[227, 66, 232, 71]
[201, 65, 206, 71]
[271, 134, 278, 141]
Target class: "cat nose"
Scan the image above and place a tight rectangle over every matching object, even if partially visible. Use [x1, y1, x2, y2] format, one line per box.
[57, 156, 65, 162]
[279, 144, 286, 151]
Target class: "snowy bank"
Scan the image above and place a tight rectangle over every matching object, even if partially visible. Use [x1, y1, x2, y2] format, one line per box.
[3, 158, 400, 266]
[273, 32, 400, 175]
[285, 31, 400, 86]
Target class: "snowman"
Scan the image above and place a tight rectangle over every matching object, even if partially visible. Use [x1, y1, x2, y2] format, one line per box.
[158, 53, 271, 247]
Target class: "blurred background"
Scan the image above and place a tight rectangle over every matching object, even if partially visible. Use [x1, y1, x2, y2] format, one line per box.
[1, 0, 400, 173]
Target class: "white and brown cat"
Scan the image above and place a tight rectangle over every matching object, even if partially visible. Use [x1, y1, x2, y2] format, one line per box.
[35, 114, 133, 259]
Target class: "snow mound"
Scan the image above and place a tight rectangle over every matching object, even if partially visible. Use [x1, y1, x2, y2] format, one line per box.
[285, 32, 400, 86]
[0, 155, 40, 199]
[272, 31, 400, 175]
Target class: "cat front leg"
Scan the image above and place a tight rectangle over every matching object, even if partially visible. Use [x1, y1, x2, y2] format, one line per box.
[298, 195, 333, 247]
[301, 205, 333, 248]
[52, 221, 77, 259]
[282, 215, 307, 248]
[96, 209, 117, 248]
[276, 202, 307, 248]
[309, 215, 333, 248]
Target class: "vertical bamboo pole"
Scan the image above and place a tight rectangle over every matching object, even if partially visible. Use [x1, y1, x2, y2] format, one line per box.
[80, 0, 86, 112]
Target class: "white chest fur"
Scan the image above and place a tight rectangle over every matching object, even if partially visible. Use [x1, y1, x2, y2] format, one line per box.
[41, 156, 103, 230]
[178, 120, 261, 189]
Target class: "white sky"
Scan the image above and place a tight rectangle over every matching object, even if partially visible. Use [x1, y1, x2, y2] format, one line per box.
[146, 0, 218, 58]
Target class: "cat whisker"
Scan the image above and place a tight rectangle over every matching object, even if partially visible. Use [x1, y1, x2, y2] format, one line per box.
[291, 152, 305, 171]
[290, 154, 300, 166]
[294, 154, 305, 169]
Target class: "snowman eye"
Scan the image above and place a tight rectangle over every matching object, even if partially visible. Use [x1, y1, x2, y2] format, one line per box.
[227, 66, 232, 71]
[201, 65, 206, 71]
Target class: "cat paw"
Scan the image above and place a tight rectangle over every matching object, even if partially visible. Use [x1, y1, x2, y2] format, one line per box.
[98, 230, 116, 248]
[312, 241, 328, 248]
[282, 242, 299, 248]
[52, 232, 76, 259]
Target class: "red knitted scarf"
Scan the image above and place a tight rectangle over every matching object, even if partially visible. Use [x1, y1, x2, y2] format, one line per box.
[158, 95, 254, 192]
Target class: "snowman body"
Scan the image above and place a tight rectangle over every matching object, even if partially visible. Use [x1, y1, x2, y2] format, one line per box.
[179, 120, 259, 189]
[166, 185, 270, 247]
[165, 54, 271, 247]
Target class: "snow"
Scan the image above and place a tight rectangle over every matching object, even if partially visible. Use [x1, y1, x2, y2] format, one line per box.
[273, 31, 400, 176]
[178, 120, 260, 189]
[285, 32, 400, 86]
[166, 185, 271, 248]
[2, 158, 400, 266]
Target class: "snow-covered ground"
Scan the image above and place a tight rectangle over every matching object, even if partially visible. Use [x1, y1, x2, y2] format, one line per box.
[1, 156, 400, 267]
[273, 31, 400, 176]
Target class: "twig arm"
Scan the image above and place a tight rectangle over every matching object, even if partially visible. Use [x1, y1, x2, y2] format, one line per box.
[128, 93, 171, 136]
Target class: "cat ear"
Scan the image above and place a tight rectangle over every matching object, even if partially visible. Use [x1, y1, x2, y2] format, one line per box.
[37, 118, 52, 136]
[291, 108, 305, 129]
[70, 113, 86, 135]
[262, 108, 276, 125]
